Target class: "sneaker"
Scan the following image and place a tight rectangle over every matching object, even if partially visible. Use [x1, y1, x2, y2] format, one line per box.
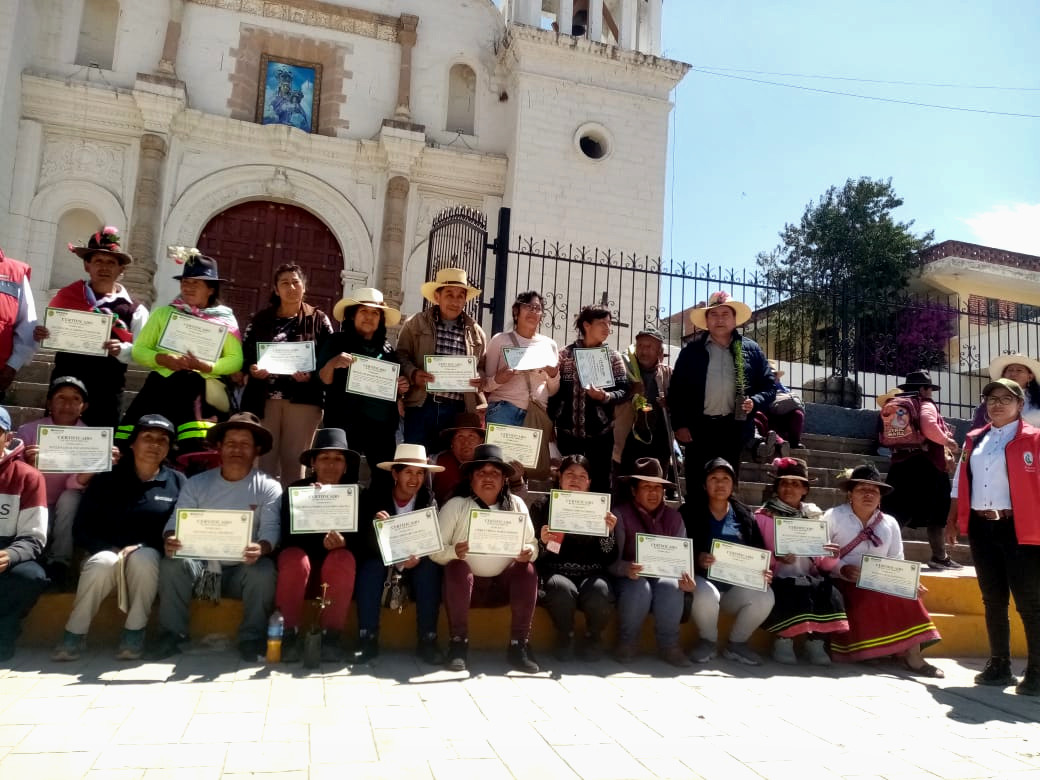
[281, 629, 301, 663]
[417, 634, 445, 665]
[320, 631, 345, 664]
[613, 641, 639, 664]
[447, 637, 468, 671]
[929, 556, 963, 571]
[805, 638, 832, 666]
[689, 639, 717, 664]
[353, 632, 379, 665]
[115, 628, 145, 661]
[792, 443, 808, 450]
[146, 631, 187, 660]
[658, 645, 693, 669]
[44, 561, 70, 592]
[776, 440, 791, 458]
[1015, 668, 1039, 697]
[753, 439, 771, 462]
[579, 633, 604, 662]
[52, 631, 86, 662]
[554, 631, 575, 662]
[975, 657, 1015, 687]
[723, 642, 764, 666]
[507, 640, 540, 673]
[772, 637, 797, 665]
[238, 639, 265, 663]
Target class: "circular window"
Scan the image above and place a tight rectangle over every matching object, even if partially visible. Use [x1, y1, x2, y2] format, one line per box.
[573, 123, 613, 161]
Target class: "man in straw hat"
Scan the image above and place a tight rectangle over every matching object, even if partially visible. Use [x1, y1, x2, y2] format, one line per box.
[431, 443, 541, 673]
[33, 226, 148, 428]
[0, 244, 38, 401]
[151, 412, 281, 662]
[668, 290, 776, 480]
[397, 268, 487, 453]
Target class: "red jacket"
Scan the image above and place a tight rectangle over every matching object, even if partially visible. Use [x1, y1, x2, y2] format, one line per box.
[0, 251, 30, 367]
[957, 419, 1040, 545]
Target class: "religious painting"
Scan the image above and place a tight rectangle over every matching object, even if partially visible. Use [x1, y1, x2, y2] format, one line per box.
[256, 54, 322, 133]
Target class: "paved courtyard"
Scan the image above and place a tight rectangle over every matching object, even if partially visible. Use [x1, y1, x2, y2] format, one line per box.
[0, 649, 1037, 780]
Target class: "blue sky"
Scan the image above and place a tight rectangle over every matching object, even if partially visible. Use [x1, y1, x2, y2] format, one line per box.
[661, 1, 1040, 275]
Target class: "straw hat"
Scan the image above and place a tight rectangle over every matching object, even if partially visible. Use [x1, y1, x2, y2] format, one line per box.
[420, 268, 481, 304]
[689, 291, 752, 330]
[377, 443, 445, 472]
[333, 287, 402, 326]
[876, 387, 902, 408]
[988, 353, 1040, 382]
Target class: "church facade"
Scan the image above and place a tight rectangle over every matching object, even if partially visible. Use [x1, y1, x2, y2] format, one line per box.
[0, 0, 685, 326]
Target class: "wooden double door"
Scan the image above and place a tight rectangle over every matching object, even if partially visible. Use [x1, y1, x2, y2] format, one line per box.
[197, 201, 344, 331]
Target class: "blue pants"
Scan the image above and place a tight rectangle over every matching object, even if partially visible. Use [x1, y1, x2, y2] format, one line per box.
[486, 400, 528, 427]
[614, 575, 684, 648]
[354, 556, 443, 637]
[0, 561, 48, 651]
[403, 397, 466, 453]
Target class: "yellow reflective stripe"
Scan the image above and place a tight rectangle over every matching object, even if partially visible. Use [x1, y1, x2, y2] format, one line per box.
[114, 425, 134, 440]
[176, 421, 213, 433]
[830, 622, 938, 653]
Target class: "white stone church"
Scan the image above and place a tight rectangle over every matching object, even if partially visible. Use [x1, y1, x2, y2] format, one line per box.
[0, 0, 686, 331]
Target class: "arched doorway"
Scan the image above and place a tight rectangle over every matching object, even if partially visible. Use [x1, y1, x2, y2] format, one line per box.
[196, 201, 344, 329]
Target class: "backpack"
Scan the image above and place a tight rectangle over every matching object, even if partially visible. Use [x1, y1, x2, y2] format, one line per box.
[879, 394, 926, 449]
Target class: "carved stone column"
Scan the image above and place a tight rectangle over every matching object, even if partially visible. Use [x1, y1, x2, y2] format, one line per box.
[393, 15, 419, 122]
[377, 176, 410, 310]
[122, 133, 167, 305]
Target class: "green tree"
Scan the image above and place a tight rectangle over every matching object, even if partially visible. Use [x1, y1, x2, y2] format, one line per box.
[755, 177, 935, 369]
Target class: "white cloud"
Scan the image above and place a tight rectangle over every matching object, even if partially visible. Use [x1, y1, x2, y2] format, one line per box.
[961, 203, 1040, 256]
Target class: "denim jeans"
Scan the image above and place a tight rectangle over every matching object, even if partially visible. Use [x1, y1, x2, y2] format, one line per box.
[355, 556, 443, 637]
[614, 575, 683, 648]
[969, 515, 1040, 668]
[402, 397, 466, 453]
[0, 561, 48, 648]
[486, 400, 528, 427]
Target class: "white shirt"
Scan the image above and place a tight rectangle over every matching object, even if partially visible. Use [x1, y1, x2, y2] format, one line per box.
[824, 503, 903, 572]
[431, 494, 536, 578]
[950, 421, 1015, 509]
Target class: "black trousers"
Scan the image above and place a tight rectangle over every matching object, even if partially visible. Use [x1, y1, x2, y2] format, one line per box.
[968, 514, 1040, 669]
[682, 414, 746, 484]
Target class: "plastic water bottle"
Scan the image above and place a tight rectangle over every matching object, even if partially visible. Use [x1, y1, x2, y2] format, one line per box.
[265, 610, 284, 663]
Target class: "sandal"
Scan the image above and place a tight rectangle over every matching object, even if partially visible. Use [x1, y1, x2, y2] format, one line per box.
[904, 658, 945, 679]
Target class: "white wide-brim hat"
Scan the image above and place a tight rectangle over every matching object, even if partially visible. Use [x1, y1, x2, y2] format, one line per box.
[377, 443, 445, 472]
[689, 291, 752, 330]
[420, 268, 481, 304]
[333, 286, 401, 326]
[988, 353, 1040, 382]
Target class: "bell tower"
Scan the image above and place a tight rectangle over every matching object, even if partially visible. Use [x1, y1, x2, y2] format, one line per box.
[496, 0, 685, 256]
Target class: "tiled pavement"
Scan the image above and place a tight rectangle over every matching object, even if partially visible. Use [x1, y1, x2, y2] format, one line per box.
[0, 649, 1038, 779]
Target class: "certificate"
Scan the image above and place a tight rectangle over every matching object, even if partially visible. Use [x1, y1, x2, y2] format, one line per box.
[36, 425, 112, 473]
[774, 517, 831, 557]
[288, 484, 359, 534]
[708, 539, 771, 592]
[256, 341, 316, 374]
[573, 347, 614, 388]
[548, 490, 610, 537]
[467, 509, 528, 556]
[42, 307, 111, 356]
[503, 345, 554, 372]
[857, 555, 921, 600]
[374, 507, 445, 565]
[635, 533, 694, 579]
[158, 311, 228, 364]
[424, 355, 477, 393]
[485, 423, 542, 469]
[174, 509, 253, 562]
[346, 354, 399, 401]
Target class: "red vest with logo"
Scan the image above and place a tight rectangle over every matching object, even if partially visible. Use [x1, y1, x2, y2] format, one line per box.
[0, 251, 31, 366]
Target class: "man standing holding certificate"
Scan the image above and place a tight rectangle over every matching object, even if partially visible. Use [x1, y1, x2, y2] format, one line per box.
[33, 227, 148, 429]
[432, 444, 540, 673]
[152, 413, 281, 661]
[397, 268, 487, 453]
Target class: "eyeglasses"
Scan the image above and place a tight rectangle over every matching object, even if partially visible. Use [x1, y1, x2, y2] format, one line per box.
[983, 394, 1019, 407]
[519, 303, 544, 317]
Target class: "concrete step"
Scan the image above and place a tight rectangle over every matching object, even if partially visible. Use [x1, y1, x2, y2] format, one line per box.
[14, 359, 149, 391]
[801, 433, 877, 455]
[5, 405, 46, 429]
[734, 480, 845, 510]
[903, 540, 972, 567]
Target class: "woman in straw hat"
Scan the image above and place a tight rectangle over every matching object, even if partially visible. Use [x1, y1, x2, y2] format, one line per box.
[823, 464, 943, 677]
[318, 287, 407, 486]
[352, 443, 446, 665]
[970, 353, 1040, 429]
[754, 457, 847, 666]
[34, 226, 148, 428]
[240, 263, 334, 487]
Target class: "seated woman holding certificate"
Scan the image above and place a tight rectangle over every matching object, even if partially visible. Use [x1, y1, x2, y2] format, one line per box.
[609, 457, 694, 668]
[530, 454, 617, 662]
[240, 263, 333, 487]
[119, 251, 243, 454]
[318, 288, 408, 488]
[354, 443, 445, 665]
[275, 428, 362, 663]
[823, 464, 943, 677]
[683, 458, 774, 666]
[431, 444, 541, 674]
[753, 457, 847, 666]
